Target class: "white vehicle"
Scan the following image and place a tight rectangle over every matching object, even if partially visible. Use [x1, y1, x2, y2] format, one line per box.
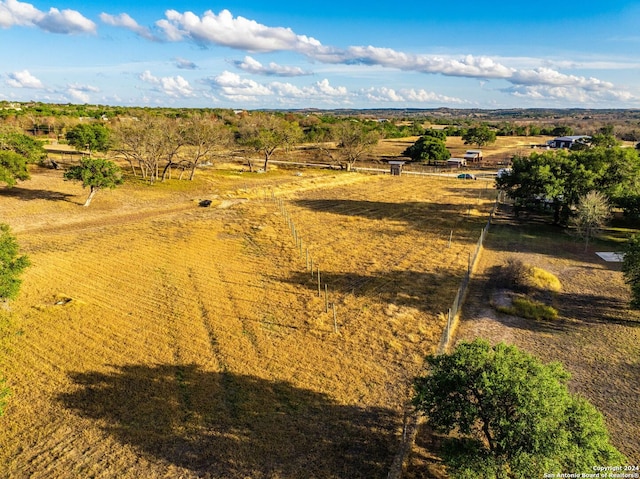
[497, 168, 512, 178]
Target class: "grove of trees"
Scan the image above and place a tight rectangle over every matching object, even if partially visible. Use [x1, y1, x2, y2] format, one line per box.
[496, 146, 640, 224]
[413, 339, 625, 478]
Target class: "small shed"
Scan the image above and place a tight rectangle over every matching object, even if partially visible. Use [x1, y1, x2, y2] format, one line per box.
[464, 150, 483, 163]
[389, 161, 405, 176]
[447, 158, 466, 168]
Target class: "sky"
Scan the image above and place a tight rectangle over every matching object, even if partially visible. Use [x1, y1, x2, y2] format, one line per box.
[1, 0, 640, 110]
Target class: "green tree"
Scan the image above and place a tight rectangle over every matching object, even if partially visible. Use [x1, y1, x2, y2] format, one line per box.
[413, 339, 625, 479]
[622, 234, 640, 308]
[0, 223, 30, 301]
[65, 123, 111, 155]
[496, 150, 606, 224]
[571, 191, 611, 252]
[462, 124, 497, 147]
[0, 131, 46, 164]
[63, 158, 123, 207]
[551, 125, 574, 137]
[0, 151, 30, 187]
[402, 135, 450, 164]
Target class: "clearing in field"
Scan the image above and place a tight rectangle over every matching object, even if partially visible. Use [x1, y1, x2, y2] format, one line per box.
[0, 166, 495, 478]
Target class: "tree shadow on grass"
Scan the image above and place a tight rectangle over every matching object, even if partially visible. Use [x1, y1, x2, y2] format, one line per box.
[58, 364, 397, 478]
[555, 291, 640, 327]
[286, 270, 450, 314]
[0, 186, 75, 202]
[292, 198, 483, 236]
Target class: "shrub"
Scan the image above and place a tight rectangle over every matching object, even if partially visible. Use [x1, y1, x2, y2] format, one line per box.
[497, 297, 559, 321]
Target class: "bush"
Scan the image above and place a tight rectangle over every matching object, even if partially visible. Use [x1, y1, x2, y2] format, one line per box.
[494, 258, 561, 293]
[497, 297, 559, 320]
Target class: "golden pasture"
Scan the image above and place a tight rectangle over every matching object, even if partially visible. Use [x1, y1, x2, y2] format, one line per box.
[0, 165, 495, 478]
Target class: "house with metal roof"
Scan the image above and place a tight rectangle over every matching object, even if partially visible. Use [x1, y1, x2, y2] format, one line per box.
[547, 135, 591, 149]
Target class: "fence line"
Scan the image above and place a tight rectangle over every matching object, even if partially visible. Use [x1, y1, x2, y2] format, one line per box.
[388, 189, 503, 479]
[267, 190, 340, 331]
[438, 189, 502, 355]
[266, 184, 503, 479]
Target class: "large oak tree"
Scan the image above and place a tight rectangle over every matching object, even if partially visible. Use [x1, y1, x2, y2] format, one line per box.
[413, 339, 625, 478]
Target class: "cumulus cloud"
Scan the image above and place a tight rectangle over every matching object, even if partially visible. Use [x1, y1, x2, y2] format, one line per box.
[155, 8, 323, 53]
[100, 12, 155, 40]
[91, 7, 635, 105]
[360, 86, 466, 104]
[234, 56, 310, 77]
[209, 71, 272, 101]
[505, 84, 636, 103]
[139, 70, 194, 98]
[66, 83, 99, 102]
[207, 71, 469, 107]
[6, 69, 43, 88]
[0, 0, 95, 34]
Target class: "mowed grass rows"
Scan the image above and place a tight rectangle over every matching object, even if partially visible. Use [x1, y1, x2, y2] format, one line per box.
[0, 168, 495, 478]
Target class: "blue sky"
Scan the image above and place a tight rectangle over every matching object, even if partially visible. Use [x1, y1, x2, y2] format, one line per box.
[1, 0, 640, 109]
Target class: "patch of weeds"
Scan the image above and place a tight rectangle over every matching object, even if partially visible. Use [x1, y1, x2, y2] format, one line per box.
[493, 258, 561, 294]
[528, 266, 562, 292]
[497, 297, 558, 321]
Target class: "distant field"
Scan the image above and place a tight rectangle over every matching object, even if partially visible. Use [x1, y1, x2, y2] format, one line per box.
[0, 166, 495, 477]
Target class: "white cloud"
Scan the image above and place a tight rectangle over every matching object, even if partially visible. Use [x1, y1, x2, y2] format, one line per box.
[6, 69, 43, 88]
[314, 78, 348, 97]
[0, 0, 95, 34]
[67, 83, 99, 103]
[207, 71, 470, 107]
[360, 86, 466, 104]
[234, 56, 310, 77]
[505, 85, 636, 104]
[139, 70, 194, 98]
[155, 9, 323, 53]
[100, 12, 155, 40]
[209, 70, 272, 101]
[510, 67, 614, 90]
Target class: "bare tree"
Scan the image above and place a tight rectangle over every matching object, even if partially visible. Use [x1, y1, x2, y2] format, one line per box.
[572, 191, 611, 251]
[318, 120, 380, 171]
[111, 116, 185, 184]
[183, 114, 233, 180]
[236, 113, 303, 171]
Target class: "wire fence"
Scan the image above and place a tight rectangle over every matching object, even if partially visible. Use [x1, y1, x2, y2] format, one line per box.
[437, 189, 503, 354]
[387, 189, 503, 479]
[263, 178, 503, 479]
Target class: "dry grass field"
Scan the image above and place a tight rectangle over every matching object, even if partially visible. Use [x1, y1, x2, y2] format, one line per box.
[0, 164, 495, 478]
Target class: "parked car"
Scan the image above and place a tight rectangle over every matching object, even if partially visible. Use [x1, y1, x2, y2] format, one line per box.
[457, 173, 476, 180]
[497, 168, 512, 178]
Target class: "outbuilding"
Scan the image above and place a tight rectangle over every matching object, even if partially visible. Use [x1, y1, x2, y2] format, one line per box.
[464, 150, 483, 163]
[547, 135, 590, 149]
[447, 158, 466, 168]
[388, 160, 405, 176]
